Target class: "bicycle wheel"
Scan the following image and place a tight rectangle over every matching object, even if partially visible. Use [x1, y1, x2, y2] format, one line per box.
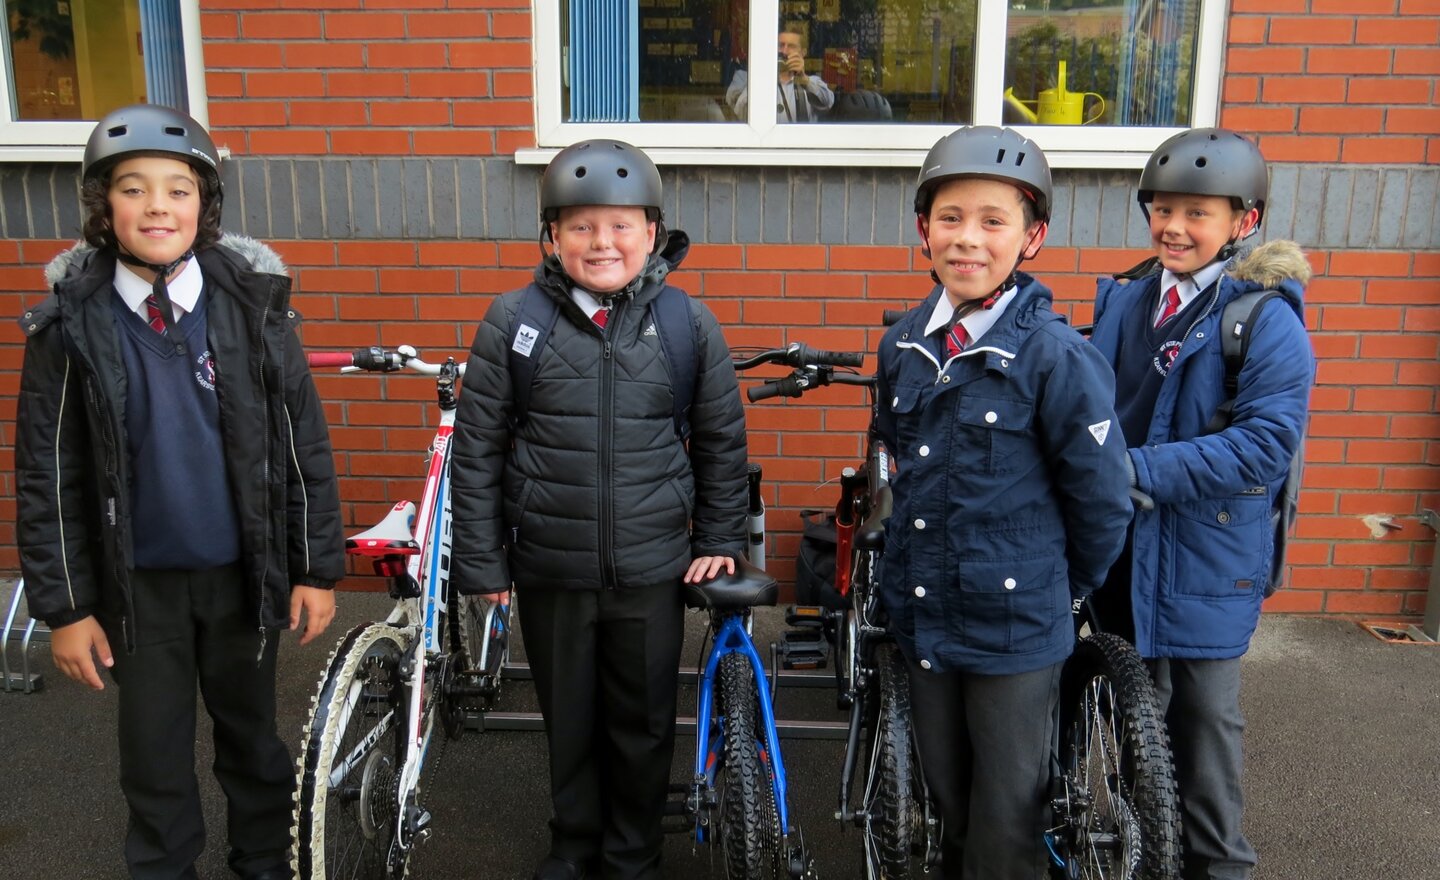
[861, 643, 928, 879]
[1056, 633, 1182, 880]
[294, 623, 411, 880]
[714, 652, 782, 880]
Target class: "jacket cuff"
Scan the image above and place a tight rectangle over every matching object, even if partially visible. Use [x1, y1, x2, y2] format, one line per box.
[42, 606, 97, 629]
[294, 575, 337, 590]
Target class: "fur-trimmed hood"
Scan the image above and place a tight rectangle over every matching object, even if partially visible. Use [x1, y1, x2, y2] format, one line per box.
[44, 233, 288, 289]
[1229, 239, 1312, 290]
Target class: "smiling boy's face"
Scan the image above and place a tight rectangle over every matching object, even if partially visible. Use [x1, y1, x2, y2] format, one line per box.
[1148, 192, 1257, 275]
[920, 177, 1045, 306]
[550, 205, 657, 294]
[106, 156, 201, 279]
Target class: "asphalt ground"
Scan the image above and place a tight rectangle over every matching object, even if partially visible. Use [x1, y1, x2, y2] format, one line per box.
[3, 587, 1438, 879]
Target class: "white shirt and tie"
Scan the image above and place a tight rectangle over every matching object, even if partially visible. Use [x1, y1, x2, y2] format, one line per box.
[1154, 261, 1226, 328]
[113, 259, 203, 327]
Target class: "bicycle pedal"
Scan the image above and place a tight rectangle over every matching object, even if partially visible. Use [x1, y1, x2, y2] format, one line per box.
[778, 629, 829, 670]
[784, 605, 827, 628]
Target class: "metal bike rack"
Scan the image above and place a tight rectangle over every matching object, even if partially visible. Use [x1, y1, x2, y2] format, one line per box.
[1411, 509, 1440, 644]
[3, 579, 47, 694]
[467, 659, 847, 739]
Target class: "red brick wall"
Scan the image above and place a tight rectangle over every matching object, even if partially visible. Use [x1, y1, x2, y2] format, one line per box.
[1223, 0, 1440, 164]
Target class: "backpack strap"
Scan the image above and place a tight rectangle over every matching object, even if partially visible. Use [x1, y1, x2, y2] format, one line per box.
[1203, 289, 1286, 435]
[507, 284, 562, 430]
[649, 284, 699, 441]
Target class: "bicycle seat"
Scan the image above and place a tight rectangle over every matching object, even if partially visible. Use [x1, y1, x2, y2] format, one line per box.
[346, 501, 421, 556]
[682, 557, 778, 610]
[855, 486, 892, 551]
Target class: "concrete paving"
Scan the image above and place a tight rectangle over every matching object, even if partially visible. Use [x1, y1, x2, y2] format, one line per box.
[2, 587, 1437, 879]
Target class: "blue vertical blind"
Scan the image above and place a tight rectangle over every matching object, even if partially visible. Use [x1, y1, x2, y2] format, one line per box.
[1117, 0, 1195, 126]
[140, 0, 187, 110]
[568, 0, 639, 122]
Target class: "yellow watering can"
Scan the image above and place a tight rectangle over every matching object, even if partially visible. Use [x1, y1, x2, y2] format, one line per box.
[1004, 61, 1105, 126]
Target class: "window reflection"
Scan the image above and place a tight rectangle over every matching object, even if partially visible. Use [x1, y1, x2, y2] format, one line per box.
[1002, 0, 1199, 128]
[6, 0, 175, 121]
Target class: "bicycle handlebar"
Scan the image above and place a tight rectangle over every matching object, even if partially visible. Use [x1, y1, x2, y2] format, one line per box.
[306, 345, 464, 377]
[732, 342, 864, 372]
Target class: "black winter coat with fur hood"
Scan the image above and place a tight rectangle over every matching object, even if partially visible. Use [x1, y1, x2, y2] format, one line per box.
[14, 235, 344, 649]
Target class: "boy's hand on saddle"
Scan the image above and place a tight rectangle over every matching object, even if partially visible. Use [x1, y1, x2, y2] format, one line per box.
[684, 555, 736, 584]
[50, 616, 113, 691]
[291, 585, 336, 646]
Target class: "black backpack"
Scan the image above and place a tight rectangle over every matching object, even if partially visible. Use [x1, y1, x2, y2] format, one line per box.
[507, 283, 699, 440]
[1206, 290, 1306, 597]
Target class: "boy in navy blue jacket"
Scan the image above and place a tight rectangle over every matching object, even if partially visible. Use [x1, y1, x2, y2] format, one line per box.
[875, 126, 1132, 879]
[1088, 129, 1314, 880]
[15, 105, 344, 880]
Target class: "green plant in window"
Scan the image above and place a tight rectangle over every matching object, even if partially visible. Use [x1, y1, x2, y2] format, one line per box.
[10, 0, 75, 61]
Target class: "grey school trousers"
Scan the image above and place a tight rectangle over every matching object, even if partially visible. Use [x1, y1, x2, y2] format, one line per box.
[1152, 656, 1258, 880]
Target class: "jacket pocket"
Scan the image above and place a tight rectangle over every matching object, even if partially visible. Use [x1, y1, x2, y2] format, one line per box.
[949, 553, 1066, 655]
[502, 475, 536, 543]
[953, 394, 1035, 474]
[1170, 492, 1270, 600]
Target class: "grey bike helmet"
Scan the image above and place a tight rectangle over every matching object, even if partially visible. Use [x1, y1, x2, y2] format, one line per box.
[1138, 128, 1268, 223]
[82, 103, 221, 194]
[540, 139, 664, 223]
[914, 126, 1052, 223]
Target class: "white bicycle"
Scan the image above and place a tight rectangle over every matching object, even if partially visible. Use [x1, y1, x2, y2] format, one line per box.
[292, 345, 511, 879]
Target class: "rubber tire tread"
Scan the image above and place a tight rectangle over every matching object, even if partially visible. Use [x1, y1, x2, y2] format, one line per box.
[292, 622, 410, 880]
[1060, 633, 1182, 880]
[716, 652, 780, 880]
[867, 643, 919, 879]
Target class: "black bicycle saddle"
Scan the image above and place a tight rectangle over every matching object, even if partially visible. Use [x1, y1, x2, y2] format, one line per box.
[682, 557, 778, 610]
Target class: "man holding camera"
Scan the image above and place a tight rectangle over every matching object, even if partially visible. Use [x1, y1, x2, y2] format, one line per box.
[726, 29, 835, 123]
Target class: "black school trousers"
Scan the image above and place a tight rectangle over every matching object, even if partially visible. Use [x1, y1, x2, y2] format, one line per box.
[906, 657, 1062, 880]
[518, 582, 686, 880]
[100, 565, 294, 880]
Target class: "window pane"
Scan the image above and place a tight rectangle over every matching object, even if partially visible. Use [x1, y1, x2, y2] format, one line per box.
[5, 0, 185, 121]
[1002, 0, 1199, 128]
[561, 0, 746, 123]
[744, 0, 979, 125]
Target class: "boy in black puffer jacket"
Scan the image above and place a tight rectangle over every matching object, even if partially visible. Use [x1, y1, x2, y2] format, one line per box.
[15, 104, 344, 880]
[449, 140, 748, 880]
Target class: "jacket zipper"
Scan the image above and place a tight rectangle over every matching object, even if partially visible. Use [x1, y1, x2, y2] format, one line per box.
[254, 298, 273, 663]
[85, 372, 137, 652]
[599, 303, 618, 590]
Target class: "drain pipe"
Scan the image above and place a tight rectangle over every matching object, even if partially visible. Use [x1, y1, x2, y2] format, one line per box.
[1415, 510, 1440, 644]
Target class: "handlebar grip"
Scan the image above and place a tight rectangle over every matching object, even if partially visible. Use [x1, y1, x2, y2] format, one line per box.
[882, 309, 908, 327]
[792, 343, 864, 368]
[307, 351, 357, 368]
[747, 376, 803, 402]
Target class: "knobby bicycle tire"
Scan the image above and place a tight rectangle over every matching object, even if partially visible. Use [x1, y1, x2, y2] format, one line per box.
[715, 652, 782, 880]
[293, 623, 412, 880]
[862, 643, 927, 879]
[1057, 633, 1182, 880]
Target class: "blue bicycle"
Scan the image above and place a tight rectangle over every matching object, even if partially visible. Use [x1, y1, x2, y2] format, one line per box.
[679, 343, 863, 879]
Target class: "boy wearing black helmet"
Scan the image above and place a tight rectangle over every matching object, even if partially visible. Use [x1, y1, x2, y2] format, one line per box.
[450, 139, 748, 880]
[14, 104, 344, 879]
[1088, 129, 1313, 880]
[875, 126, 1132, 878]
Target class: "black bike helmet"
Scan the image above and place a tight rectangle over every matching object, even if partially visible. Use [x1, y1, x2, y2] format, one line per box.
[913, 125, 1052, 223]
[540, 139, 664, 223]
[82, 103, 221, 195]
[1138, 128, 1268, 223]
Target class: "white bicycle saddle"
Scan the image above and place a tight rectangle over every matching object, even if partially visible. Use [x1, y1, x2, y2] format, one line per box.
[346, 501, 421, 556]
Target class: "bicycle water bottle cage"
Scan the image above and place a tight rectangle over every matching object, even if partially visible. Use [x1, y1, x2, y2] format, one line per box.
[682, 557, 779, 611]
[345, 501, 422, 557]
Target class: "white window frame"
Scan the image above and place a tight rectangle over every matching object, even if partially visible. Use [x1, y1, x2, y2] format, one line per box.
[524, 0, 1226, 169]
[0, 0, 208, 162]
